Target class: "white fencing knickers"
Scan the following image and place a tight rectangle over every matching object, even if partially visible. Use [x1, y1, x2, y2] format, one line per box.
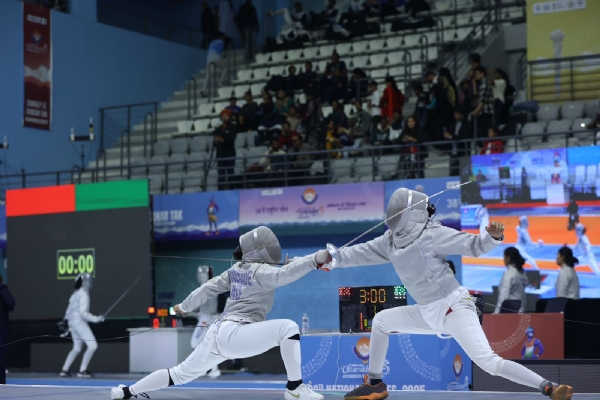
[366, 287, 546, 390]
[129, 319, 302, 396]
[62, 321, 98, 372]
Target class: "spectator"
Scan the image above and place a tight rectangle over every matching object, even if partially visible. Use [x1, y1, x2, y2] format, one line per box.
[303, 90, 323, 137]
[471, 66, 494, 139]
[241, 92, 259, 128]
[372, 116, 391, 146]
[468, 53, 482, 81]
[390, 109, 403, 133]
[424, 70, 438, 85]
[347, 68, 369, 102]
[446, 110, 472, 176]
[237, 114, 253, 132]
[285, 65, 300, 95]
[400, 115, 425, 178]
[439, 67, 458, 107]
[226, 97, 241, 115]
[0, 274, 15, 385]
[201, 32, 227, 97]
[326, 52, 348, 77]
[380, 76, 406, 119]
[322, 67, 348, 105]
[329, 100, 349, 128]
[351, 100, 372, 138]
[480, 127, 504, 155]
[218, 0, 236, 39]
[288, 135, 312, 182]
[278, 121, 299, 151]
[489, 68, 509, 126]
[287, 105, 301, 132]
[269, 2, 311, 45]
[404, 0, 431, 17]
[200, 1, 215, 49]
[298, 61, 317, 91]
[259, 140, 287, 171]
[260, 92, 276, 114]
[458, 79, 475, 114]
[326, 120, 343, 158]
[275, 89, 294, 117]
[411, 81, 429, 129]
[367, 80, 381, 120]
[212, 109, 238, 188]
[341, 0, 369, 25]
[256, 107, 283, 146]
[236, 0, 259, 44]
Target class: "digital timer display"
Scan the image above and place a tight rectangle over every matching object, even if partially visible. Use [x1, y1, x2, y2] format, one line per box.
[57, 248, 96, 280]
[339, 285, 407, 333]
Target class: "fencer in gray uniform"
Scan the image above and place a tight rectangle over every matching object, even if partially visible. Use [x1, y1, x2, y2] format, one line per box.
[325, 188, 573, 400]
[111, 226, 329, 400]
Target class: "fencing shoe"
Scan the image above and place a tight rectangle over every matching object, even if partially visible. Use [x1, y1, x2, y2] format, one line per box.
[284, 383, 324, 400]
[207, 368, 221, 378]
[59, 370, 71, 377]
[344, 375, 388, 400]
[541, 381, 573, 400]
[111, 384, 149, 400]
[77, 370, 93, 378]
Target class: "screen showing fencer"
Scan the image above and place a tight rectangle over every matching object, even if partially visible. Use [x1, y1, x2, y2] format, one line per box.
[460, 146, 600, 301]
[7, 182, 152, 320]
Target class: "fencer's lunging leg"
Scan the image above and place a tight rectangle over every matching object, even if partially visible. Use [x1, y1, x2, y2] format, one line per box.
[445, 309, 545, 389]
[77, 323, 98, 372]
[62, 328, 83, 371]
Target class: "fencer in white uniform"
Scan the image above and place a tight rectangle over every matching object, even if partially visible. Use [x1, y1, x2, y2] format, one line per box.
[60, 273, 105, 378]
[190, 266, 221, 378]
[111, 226, 328, 400]
[516, 216, 541, 270]
[574, 223, 600, 276]
[476, 203, 489, 235]
[495, 247, 529, 314]
[323, 188, 572, 400]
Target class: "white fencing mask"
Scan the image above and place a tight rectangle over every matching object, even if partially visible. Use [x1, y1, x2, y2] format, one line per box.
[239, 226, 282, 264]
[386, 188, 429, 248]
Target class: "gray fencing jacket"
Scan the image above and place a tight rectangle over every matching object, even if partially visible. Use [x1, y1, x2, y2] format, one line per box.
[556, 264, 580, 300]
[495, 265, 528, 313]
[179, 254, 318, 322]
[337, 225, 502, 305]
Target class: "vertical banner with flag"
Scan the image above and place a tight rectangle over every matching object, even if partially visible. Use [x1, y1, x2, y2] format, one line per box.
[23, 3, 52, 130]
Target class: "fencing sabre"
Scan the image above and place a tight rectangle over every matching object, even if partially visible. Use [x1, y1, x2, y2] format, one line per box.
[103, 275, 142, 317]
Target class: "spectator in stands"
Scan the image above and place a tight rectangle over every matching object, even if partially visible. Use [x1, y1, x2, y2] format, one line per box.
[347, 68, 369, 102]
[372, 116, 391, 147]
[218, 0, 236, 39]
[458, 79, 474, 114]
[380, 76, 405, 119]
[226, 97, 241, 115]
[390, 109, 403, 133]
[299, 61, 317, 91]
[269, 2, 311, 45]
[425, 75, 455, 148]
[411, 81, 429, 129]
[322, 67, 349, 105]
[467, 53, 482, 81]
[351, 100, 372, 138]
[241, 92, 259, 129]
[278, 121, 299, 151]
[400, 115, 425, 178]
[275, 89, 294, 118]
[260, 92, 275, 113]
[201, 32, 227, 97]
[329, 100, 349, 128]
[303, 90, 323, 138]
[367, 80, 381, 121]
[200, 1, 215, 49]
[439, 67, 458, 107]
[237, 114, 253, 132]
[236, 0, 259, 44]
[288, 135, 312, 182]
[213, 109, 238, 188]
[255, 107, 283, 146]
[424, 70, 438, 85]
[404, 0, 431, 18]
[446, 110, 472, 176]
[378, 0, 401, 19]
[326, 52, 348, 77]
[259, 140, 287, 171]
[489, 68, 509, 127]
[326, 121, 344, 158]
[285, 65, 300, 96]
[287, 106, 301, 132]
[480, 127, 504, 155]
[341, 0, 369, 26]
[471, 66, 495, 139]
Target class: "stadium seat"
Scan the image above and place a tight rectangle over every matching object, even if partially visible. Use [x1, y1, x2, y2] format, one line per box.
[254, 53, 269, 65]
[166, 173, 183, 193]
[370, 53, 387, 68]
[148, 155, 167, 174]
[331, 158, 354, 178]
[335, 176, 356, 184]
[352, 55, 369, 69]
[521, 122, 546, 136]
[235, 134, 247, 149]
[371, 69, 389, 79]
[177, 121, 194, 135]
[387, 51, 406, 65]
[561, 101, 585, 120]
[130, 158, 147, 176]
[377, 155, 399, 179]
[370, 38, 386, 52]
[351, 41, 369, 55]
[190, 136, 208, 153]
[198, 103, 214, 117]
[193, 119, 210, 133]
[237, 69, 253, 81]
[584, 100, 599, 118]
[546, 120, 571, 134]
[572, 118, 592, 131]
[183, 186, 204, 194]
[269, 65, 286, 77]
[152, 141, 170, 156]
[168, 154, 186, 172]
[287, 49, 302, 61]
[149, 175, 164, 194]
[234, 85, 250, 98]
[335, 42, 352, 56]
[537, 104, 560, 122]
[354, 157, 374, 180]
[303, 47, 318, 59]
[253, 68, 269, 80]
[319, 44, 336, 57]
[271, 51, 287, 63]
[171, 138, 189, 154]
[250, 83, 263, 97]
[218, 86, 233, 99]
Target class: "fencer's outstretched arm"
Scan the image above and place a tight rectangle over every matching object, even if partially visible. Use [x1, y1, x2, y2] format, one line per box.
[179, 271, 231, 313]
[433, 225, 502, 257]
[337, 234, 390, 268]
[78, 291, 103, 323]
[253, 252, 325, 291]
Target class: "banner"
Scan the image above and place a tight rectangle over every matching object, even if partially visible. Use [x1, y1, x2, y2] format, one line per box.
[239, 183, 385, 235]
[302, 334, 472, 392]
[23, 2, 52, 130]
[153, 191, 239, 241]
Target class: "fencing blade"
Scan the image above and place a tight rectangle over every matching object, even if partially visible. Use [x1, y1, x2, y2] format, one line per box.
[103, 276, 142, 317]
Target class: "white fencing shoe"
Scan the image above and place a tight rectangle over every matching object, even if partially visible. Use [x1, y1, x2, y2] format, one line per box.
[284, 383, 324, 400]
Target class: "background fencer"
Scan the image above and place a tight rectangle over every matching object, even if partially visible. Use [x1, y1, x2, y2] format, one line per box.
[323, 188, 573, 400]
[190, 266, 221, 378]
[111, 226, 330, 400]
[516, 216, 541, 270]
[60, 273, 105, 378]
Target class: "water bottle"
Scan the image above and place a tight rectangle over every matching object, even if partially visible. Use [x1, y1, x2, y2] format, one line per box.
[302, 314, 310, 335]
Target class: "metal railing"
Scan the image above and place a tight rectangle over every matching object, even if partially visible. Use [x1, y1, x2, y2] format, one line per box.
[528, 54, 600, 103]
[96, 4, 204, 47]
[1, 129, 596, 195]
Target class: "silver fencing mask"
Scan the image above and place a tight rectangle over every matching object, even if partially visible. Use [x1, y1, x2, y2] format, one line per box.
[76, 273, 94, 290]
[239, 226, 282, 264]
[386, 188, 429, 248]
[197, 266, 213, 285]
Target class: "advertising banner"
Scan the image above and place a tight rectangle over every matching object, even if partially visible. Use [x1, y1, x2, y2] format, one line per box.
[153, 191, 239, 241]
[23, 2, 52, 130]
[302, 334, 472, 392]
[239, 183, 385, 235]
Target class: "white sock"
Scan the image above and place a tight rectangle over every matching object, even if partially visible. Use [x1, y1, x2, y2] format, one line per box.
[498, 359, 545, 390]
[130, 369, 170, 395]
[280, 337, 302, 382]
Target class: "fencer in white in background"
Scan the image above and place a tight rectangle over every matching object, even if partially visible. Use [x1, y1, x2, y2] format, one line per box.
[574, 223, 600, 276]
[190, 266, 221, 378]
[111, 226, 329, 400]
[324, 188, 573, 400]
[516, 216, 541, 270]
[476, 203, 489, 235]
[60, 273, 105, 378]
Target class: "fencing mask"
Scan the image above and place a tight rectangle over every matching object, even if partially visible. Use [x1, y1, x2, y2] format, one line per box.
[386, 188, 429, 248]
[197, 266, 213, 286]
[519, 216, 529, 229]
[76, 273, 94, 290]
[239, 226, 282, 264]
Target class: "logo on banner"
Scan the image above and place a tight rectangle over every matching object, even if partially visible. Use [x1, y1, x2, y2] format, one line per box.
[352, 337, 370, 363]
[452, 354, 463, 380]
[301, 188, 318, 204]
